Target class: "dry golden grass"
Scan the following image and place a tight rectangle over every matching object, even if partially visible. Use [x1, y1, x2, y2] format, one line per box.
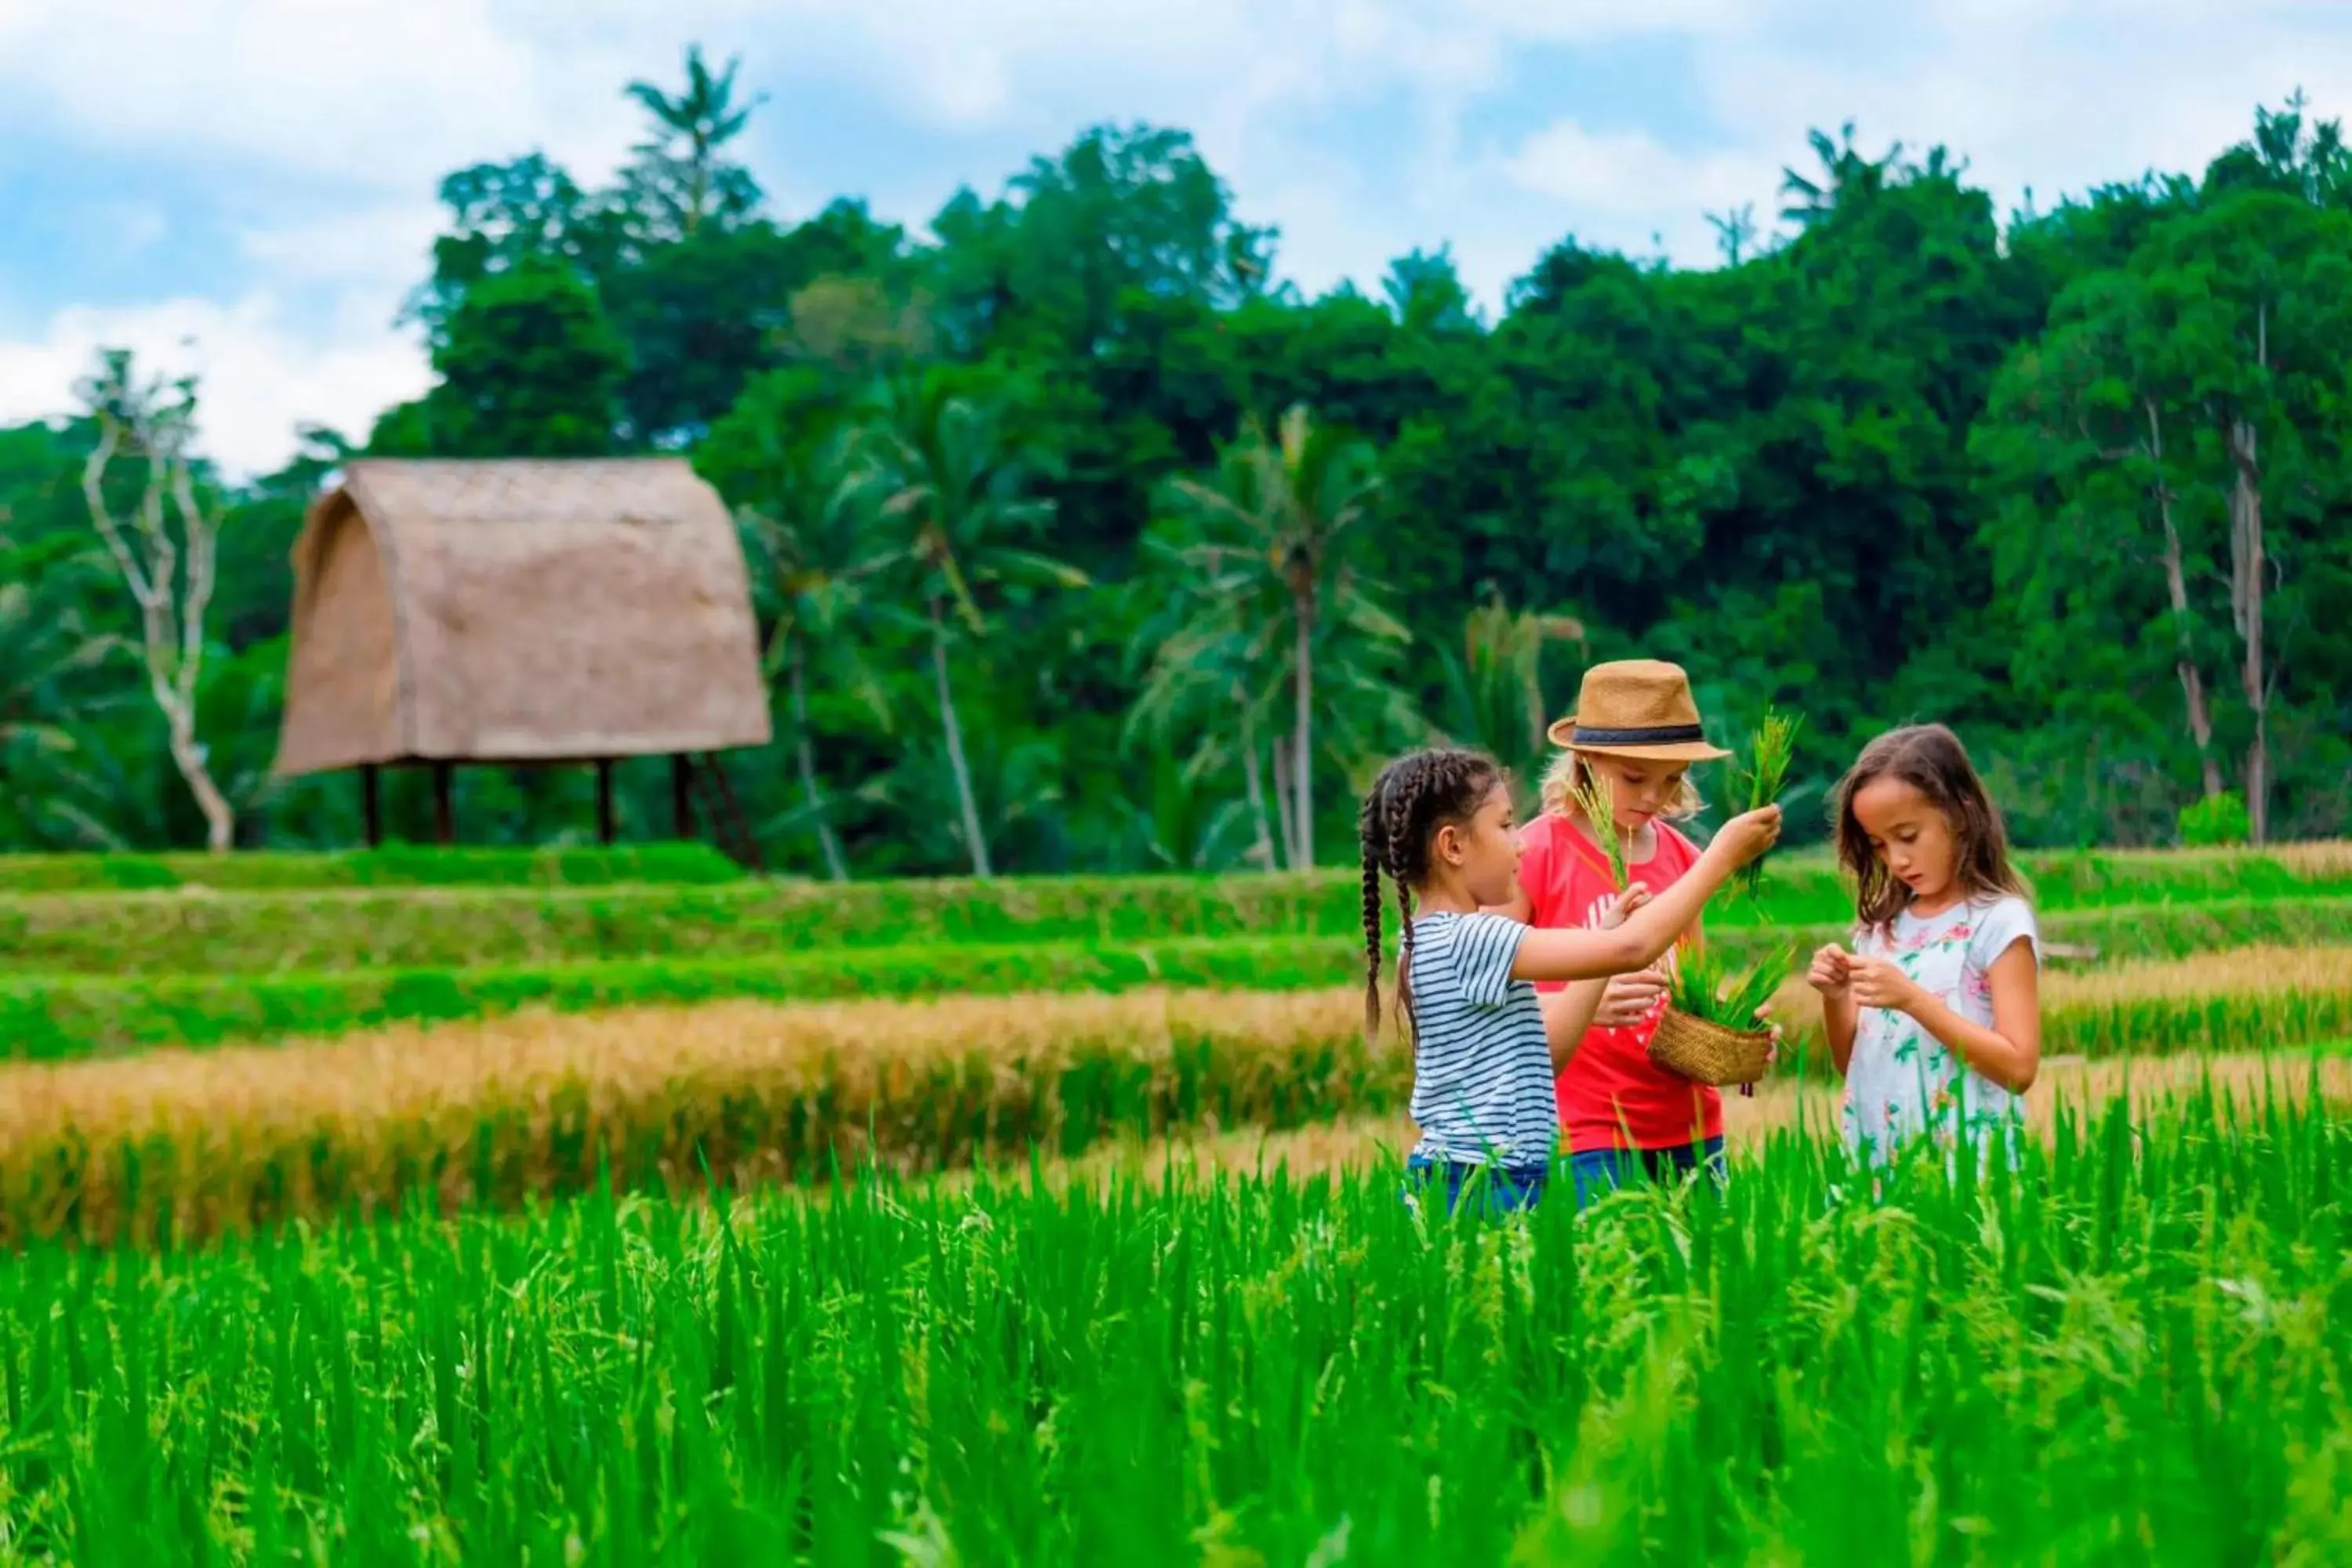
[2262, 840, 2352, 878]
[2, 947, 2348, 1243]
[1762, 942, 2352, 1036]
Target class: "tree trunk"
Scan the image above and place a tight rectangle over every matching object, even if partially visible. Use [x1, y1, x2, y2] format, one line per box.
[1290, 593, 1316, 869]
[1270, 734, 1298, 871]
[1237, 700, 1275, 871]
[2228, 415, 2269, 843]
[83, 414, 236, 853]
[2227, 303, 2270, 845]
[930, 597, 993, 879]
[787, 637, 848, 881]
[2146, 400, 2223, 799]
[167, 706, 234, 851]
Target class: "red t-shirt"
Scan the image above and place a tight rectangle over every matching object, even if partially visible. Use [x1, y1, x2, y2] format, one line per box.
[1515, 813, 1722, 1152]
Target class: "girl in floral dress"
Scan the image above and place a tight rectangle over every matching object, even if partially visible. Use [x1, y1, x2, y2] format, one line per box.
[1808, 724, 2043, 1167]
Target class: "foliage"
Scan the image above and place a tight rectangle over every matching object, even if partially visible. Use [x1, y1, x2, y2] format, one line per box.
[9, 85, 2352, 866]
[2180, 789, 2254, 848]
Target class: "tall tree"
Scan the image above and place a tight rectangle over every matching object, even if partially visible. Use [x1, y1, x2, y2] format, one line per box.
[705, 379, 884, 881]
[848, 370, 1080, 878]
[74, 350, 235, 851]
[622, 44, 766, 241]
[372, 257, 627, 458]
[1149, 406, 1399, 867]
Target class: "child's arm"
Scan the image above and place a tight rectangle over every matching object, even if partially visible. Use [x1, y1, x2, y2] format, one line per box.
[1510, 807, 1780, 984]
[1541, 887, 1666, 1069]
[1846, 942, 2042, 1092]
[1808, 945, 1860, 1074]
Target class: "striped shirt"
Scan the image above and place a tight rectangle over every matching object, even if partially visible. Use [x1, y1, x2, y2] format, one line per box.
[1403, 911, 1559, 1167]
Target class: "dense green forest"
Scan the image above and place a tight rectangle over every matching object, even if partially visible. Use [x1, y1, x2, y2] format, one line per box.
[4, 56, 2350, 875]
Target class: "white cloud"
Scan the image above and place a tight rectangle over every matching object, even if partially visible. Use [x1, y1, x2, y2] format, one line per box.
[1501, 122, 1781, 263]
[0, 295, 431, 478]
[5, 0, 2352, 477]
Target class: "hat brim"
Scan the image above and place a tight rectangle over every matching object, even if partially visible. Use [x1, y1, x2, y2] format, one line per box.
[1546, 716, 1731, 761]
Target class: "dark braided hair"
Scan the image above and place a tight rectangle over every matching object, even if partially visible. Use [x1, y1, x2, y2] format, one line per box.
[1359, 747, 1504, 1047]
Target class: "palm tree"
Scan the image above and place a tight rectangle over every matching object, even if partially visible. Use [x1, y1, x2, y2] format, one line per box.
[847, 372, 1082, 879]
[1147, 405, 1403, 868]
[0, 535, 114, 811]
[1437, 592, 1586, 786]
[624, 44, 765, 236]
[742, 426, 885, 881]
[1123, 528, 1285, 868]
[1779, 122, 1905, 227]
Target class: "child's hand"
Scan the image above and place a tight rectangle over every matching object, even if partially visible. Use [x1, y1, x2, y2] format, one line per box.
[1592, 968, 1668, 1028]
[1807, 944, 1853, 996]
[1712, 805, 1784, 867]
[1846, 956, 1923, 1014]
[1596, 882, 1652, 930]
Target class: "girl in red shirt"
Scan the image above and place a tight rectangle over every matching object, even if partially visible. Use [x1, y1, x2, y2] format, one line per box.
[1488, 659, 1751, 1208]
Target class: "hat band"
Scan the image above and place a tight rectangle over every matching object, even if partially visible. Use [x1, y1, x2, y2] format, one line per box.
[1570, 723, 1708, 746]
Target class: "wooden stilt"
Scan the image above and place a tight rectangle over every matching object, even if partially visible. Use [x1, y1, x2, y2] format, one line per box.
[596, 760, 616, 846]
[433, 762, 456, 846]
[670, 754, 693, 839]
[361, 765, 383, 849]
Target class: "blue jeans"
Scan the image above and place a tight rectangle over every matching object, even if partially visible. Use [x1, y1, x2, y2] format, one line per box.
[1403, 1155, 1551, 1218]
[1567, 1137, 1727, 1210]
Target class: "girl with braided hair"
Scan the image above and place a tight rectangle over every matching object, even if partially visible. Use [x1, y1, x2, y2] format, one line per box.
[1363, 746, 1781, 1216]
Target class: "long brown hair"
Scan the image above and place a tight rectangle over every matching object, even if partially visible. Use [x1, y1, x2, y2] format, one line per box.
[1358, 747, 1503, 1045]
[1832, 724, 2027, 928]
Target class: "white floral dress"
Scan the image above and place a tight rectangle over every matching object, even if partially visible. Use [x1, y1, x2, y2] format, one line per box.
[1842, 896, 2039, 1167]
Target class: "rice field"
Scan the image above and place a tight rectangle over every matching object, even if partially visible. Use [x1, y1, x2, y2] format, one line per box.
[0, 844, 2348, 1562]
[2, 1091, 2348, 1564]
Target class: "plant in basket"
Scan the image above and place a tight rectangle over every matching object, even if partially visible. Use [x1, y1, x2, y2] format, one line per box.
[1652, 940, 1788, 1089]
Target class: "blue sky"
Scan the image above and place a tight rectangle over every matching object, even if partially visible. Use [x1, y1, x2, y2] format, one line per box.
[2, 0, 2346, 476]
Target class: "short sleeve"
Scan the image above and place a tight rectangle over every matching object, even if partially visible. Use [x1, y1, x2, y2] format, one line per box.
[1970, 898, 2040, 973]
[1454, 913, 1530, 1008]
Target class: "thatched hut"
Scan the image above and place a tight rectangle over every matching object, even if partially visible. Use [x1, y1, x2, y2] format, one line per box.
[273, 458, 771, 858]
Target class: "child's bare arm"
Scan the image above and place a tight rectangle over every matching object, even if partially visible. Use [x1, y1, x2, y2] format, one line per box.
[1849, 942, 2041, 1091]
[1511, 808, 1778, 984]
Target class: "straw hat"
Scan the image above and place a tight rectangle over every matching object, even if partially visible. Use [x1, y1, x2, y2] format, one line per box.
[1545, 659, 1730, 761]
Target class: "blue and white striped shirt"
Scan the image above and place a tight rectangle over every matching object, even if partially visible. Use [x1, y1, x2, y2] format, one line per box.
[1403, 911, 1559, 1167]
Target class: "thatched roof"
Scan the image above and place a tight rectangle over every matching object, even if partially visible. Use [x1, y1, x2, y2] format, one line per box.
[273, 459, 772, 777]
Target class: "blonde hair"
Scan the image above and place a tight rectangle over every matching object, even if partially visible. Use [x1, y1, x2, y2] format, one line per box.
[1538, 749, 1705, 822]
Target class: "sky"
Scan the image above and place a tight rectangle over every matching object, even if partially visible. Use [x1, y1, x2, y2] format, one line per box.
[2, 0, 2348, 477]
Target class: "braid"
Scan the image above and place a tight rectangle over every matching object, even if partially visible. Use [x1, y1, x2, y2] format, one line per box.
[1358, 785, 1386, 1045]
[1356, 746, 1502, 1053]
[1385, 766, 1428, 1042]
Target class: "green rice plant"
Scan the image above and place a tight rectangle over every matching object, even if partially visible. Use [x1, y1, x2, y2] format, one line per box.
[1566, 772, 1629, 891]
[0, 1091, 2345, 1561]
[2, 895, 2346, 1060]
[0, 842, 746, 895]
[1736, 706, 1803, 899]
[2, 848, 2347, 977]
[1665, 938, 1790, 1032]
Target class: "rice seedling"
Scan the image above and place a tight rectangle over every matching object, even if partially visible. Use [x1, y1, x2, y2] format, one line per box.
[1664, 938, 1789, 1030]
[0, 1090, 2345, 1563]
[1567, 771, 1630, 891]
[1735, 705, 1802, 899]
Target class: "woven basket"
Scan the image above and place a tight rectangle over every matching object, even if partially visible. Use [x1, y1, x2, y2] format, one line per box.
[1647, 1007, 1774, 1087]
